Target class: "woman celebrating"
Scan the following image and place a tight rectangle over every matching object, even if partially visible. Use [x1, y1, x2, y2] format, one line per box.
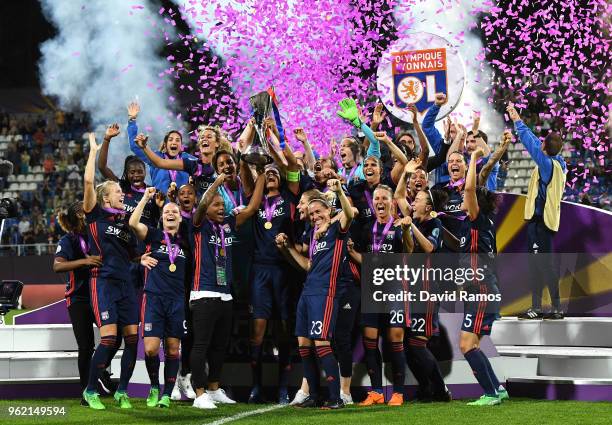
[129, 188, 191, 408]
[189, 171, 265, 409]
[126, 102, 194, 191]
[81, 133, 140, 410]
[348, 185, 413, 407]
[460, 148, 507, 406]
[275, 178, 354, 409]
[53, 201, 102, 403]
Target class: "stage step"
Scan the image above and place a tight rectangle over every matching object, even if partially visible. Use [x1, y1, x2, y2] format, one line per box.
[497, 346, 612, 379]
[0, 352, 121, 380]
[0, 325, 100, 352]
[491, 317, 612, 347]
[507, 376, 612, 401]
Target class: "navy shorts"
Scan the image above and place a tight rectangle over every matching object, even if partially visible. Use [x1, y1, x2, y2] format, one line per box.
[362, 310, 408, 329]
[250, 263, 291, 320]
[461, 284, 500, 336]
[90, 276, 139, 327]
[407, 302, 440, 338]
[140, 292, 186, 339]
[296, 294, 338, 341]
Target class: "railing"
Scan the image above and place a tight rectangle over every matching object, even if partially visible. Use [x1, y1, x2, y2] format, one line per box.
[0, 243, 56, 256]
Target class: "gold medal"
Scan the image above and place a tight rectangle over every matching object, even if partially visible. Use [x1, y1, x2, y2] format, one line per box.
[219, 248, 225, 257]
[169, 263, 177, 272]
[264, 221, 273, 230]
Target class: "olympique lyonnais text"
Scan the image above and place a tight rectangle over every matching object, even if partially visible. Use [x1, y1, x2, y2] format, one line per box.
[372, 265, 486, 286]
[372, 290, 502, 303]
[392, 49, 446, 72]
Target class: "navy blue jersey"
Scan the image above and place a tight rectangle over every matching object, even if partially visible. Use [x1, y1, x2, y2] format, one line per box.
[86, 204, 137, 281]
[460, 212, 497, 255]
[253, 190, 296, 264]
[300, 173, 349, 210]
[303, 221, 349, 296]
[191, 216, 236, 294]
[143, 227, 190, 299]
[413, 217, 444, 253]
[359, 220, 405, 253]
[55, 233, 90, 304]
[122, 184, 160, 228]
[182, 157, 216, 198]
[433, 182, 466, 242]
[348, 175, 394, 243]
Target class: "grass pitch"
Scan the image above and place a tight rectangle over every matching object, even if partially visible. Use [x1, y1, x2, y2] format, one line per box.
[1, 398, 611, 425]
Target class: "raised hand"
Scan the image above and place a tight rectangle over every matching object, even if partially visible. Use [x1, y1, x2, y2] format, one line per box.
[472, 111, 481, 133]
[434, 93, 447, 106]
[347, 238, 355, 253]
[337, 98, 362, 128]
[294, 127, 307, 143]
[88, 132, 100, 152]
[400, 216, 412, 229]
[330, 137, 338, 157]
[314, 222, 330, 240]
[134, 133, 148, 149]
[143, 187, 157, 201]
[472, 147, 486, 159]
[407, 103, 419, 125]
[501, 130, 512, 148]
[372, 103, 386, 127]
[154, 190, 165, 208]
[167, 182, 178, 203]
[506, 103, 521, 122]
[327, 178, 342, 193]
[374, 131, 392, 144]
[404, 158, 422, 174]
[105, 123, 120, 140]
[127, 102, 140, 120]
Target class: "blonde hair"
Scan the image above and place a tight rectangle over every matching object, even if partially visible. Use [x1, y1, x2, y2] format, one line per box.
[198, 125, 221, 145]
[95, 181, 120, 206]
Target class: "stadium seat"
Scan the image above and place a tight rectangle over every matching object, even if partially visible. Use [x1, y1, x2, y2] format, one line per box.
[18, 182, 28, 191]
[16, 174, 25, 182]
[505, 178, 515, 187]
[7, 175, 16, 183]
[31, 165, 42, 173]
[34, 173, 43, 182]
[0, 135, 6, 142]
[25, 174, 34, 182]
[8, 183, 19, 191]
[511, 187, 522, 194]
[27, 182, 37, 191]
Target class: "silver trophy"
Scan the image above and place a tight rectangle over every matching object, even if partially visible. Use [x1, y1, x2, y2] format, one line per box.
[242, 90, 274, 166]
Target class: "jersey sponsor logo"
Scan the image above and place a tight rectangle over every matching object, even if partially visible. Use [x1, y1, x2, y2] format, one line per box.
[343, 303, 352, 310]
[445, 203, 463, 212]
[156, 244, 187, 258]
[257, 206, 285, 220]
[56, 245, 61, 254]
[312, 240, 329, 255]
[123, 203, 151, 218]
[105, 225, 132, 243]
[208, 235, 234, 247]
[101, 311, 109, 321]
[144, 323, 152, 331]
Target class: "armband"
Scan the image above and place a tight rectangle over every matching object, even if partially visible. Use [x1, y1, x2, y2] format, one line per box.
[286, 170, 300, 182]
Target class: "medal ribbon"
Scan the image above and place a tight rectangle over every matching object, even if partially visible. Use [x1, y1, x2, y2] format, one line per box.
[264, 195, 281, 224]
[163, 231, 180, 267]
[372, 219, 394, 252]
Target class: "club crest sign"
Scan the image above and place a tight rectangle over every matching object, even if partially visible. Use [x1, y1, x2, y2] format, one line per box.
[377, 33, 465, 123]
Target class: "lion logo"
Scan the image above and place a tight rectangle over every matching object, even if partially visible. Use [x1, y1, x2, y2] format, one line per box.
[397, 76, 424, 104]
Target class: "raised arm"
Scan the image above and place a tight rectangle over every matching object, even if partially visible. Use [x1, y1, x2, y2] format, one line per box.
[236, 172, 265, 228]
[97, 124, 121, 181]
[239, 157, 256, 198]
[328, 179, 353, 231]
[446, 123, 467, 161]
[421, 93, 446, 153]
[408, 104, 430, 164]
[133, 134, 184, 171]
[464, 148, 484, 221]
[336, 97, 380, 159]
[275, 233, 310, 271]
[394, 160, 421, 216]
[400, 216, 414, 253]
[282, 142, 301, 195]
[347, 238, 362, 264]
[126, 102, 151, 165]
[370, 103, 386, 132]
[128, 187, 156, 240]
[479, 130, 511, 187]
[83, 133, 100, 213]
[237, 117, 256, 154]
[294, 128, 315, 171]
[375, 130, 408, 184]
[193, 173, 226, 227]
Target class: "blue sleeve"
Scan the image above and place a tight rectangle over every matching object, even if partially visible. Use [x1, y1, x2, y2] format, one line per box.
[55, 236, 74, 260]
[361, 123, 380, 158]
[128, 120, 152, 166]
[422, 105, 443, 153]
[428, 222, 443, 250]
[486, 162, 499, 191]
[144, 226, 160, 245]
[515, 120, 552, 182]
